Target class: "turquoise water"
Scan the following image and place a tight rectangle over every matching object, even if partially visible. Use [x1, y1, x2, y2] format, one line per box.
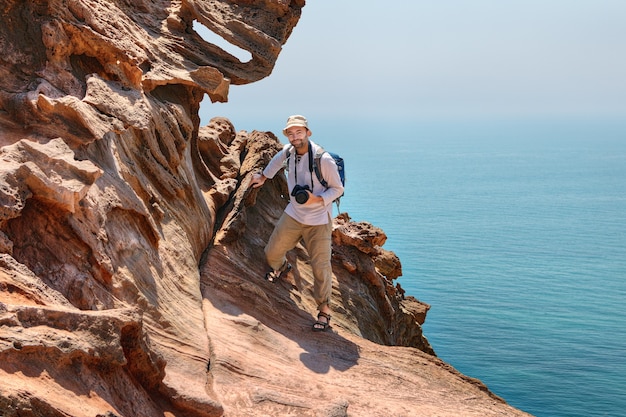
[326, 119, 626, 417]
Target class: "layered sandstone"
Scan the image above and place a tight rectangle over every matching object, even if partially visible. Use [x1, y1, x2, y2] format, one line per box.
[0, 1, 532, 416]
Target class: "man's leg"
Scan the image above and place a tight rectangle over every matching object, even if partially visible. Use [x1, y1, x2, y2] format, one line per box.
[265, 213, 303, 270]
[302, 220, 333, 312]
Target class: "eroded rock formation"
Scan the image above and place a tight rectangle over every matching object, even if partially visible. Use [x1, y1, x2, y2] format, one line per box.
[0, 1, 532, 416]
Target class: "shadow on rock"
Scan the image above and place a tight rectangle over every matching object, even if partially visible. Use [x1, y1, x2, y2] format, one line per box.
[200, 264, 361, 376]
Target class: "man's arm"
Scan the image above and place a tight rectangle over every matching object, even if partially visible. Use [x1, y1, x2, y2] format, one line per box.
[318, 153, 344, 205]
[250, 144, 291, 188]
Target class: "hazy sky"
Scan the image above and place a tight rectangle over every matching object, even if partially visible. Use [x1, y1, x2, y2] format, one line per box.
[199, 1, 626, 132]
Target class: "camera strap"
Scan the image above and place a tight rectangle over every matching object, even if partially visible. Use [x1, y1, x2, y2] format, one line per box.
[292, 141, 314, 188]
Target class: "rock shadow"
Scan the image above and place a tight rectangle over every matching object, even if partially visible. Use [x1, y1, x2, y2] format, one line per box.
[200, 260, 360, 375]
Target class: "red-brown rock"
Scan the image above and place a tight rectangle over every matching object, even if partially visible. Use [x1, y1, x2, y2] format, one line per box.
[0, 1, 532, 416]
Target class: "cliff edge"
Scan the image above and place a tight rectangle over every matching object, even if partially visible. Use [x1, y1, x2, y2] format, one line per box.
[0, 1, 531, 416]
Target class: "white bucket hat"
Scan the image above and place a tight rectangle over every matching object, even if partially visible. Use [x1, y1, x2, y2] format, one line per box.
[282, 115, 310, 136]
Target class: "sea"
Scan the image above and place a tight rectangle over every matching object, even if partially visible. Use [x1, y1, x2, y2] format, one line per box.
[325, 118, 626, 417]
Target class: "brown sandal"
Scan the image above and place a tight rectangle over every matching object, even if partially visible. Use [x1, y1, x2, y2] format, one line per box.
[312, 311, 332, 332]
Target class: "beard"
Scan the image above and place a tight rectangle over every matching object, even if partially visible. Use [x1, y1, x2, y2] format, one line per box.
[290, 138, 308, 154]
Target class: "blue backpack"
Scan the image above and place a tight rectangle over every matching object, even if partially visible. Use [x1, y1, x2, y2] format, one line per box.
[284, 144, 345, 212]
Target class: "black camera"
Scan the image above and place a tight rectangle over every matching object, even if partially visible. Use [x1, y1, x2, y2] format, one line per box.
[291, 184, 311, 204]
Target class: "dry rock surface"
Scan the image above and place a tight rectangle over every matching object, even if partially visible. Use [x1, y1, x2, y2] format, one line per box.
[0, 1, 532, 416]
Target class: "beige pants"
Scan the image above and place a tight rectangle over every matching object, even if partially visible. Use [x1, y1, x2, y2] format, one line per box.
[265, 212, 333, 310]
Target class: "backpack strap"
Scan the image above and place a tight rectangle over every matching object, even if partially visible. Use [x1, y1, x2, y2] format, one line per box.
[311, 146, 342, 213]
[312, 147, 343, 213]
[284, 145, 292, 160]
[312, 147, 328, 188]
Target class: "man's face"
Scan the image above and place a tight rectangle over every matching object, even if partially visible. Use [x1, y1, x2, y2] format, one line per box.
[286, 126, 310, 149]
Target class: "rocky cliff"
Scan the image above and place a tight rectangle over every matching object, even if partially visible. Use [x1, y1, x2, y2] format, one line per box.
[0, 1, 532, 416]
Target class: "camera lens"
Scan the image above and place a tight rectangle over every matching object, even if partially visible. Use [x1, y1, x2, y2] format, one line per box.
[295, 189, 309, 204]
[291, 185, 311, 204]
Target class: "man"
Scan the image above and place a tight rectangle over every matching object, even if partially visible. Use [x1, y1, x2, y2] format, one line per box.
[250, 115, 344, 332]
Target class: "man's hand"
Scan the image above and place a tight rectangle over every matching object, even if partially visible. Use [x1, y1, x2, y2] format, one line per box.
[250, 173, 266, 188]
[304, 191, 323, 206]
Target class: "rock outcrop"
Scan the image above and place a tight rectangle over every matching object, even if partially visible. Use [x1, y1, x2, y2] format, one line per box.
[0, 1, 532, 416]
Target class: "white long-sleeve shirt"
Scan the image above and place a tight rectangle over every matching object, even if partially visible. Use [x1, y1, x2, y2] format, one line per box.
[262, 140, 344, 225]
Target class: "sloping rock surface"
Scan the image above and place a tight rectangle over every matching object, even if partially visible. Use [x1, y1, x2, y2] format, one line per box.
[0, 1, 532, 416]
